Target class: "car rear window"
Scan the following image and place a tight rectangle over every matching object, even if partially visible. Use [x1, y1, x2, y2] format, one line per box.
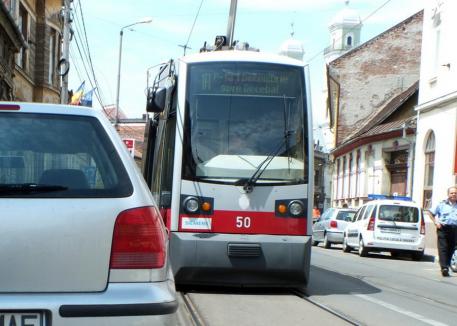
[0, 112, 133, 198]
[336, 211, 356, 222]
[378, 205, 419, 223]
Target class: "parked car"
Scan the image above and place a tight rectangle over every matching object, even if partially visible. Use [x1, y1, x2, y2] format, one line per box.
[0, 102, 178, 325]
[312, 208, 357, 248]
[342, 198, 426, 260]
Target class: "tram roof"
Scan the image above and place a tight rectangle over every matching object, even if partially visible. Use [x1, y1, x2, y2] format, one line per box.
[179, 50, 307, 67]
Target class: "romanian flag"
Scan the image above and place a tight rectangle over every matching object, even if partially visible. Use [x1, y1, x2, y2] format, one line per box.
[70, 81, 85, 105]
[81, 88, 96, 107]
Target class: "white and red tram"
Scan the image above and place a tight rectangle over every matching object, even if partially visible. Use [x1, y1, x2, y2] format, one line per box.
[143, 47, 313, 287]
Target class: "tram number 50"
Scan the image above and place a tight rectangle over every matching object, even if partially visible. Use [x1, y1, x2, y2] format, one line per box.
[236, 216, 251, 228]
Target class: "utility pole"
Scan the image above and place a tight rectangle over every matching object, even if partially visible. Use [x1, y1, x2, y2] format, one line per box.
[60, 0, 72, 104]
[226, 0, 238, 47]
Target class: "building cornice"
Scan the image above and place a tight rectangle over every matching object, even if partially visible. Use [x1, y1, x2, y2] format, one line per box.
[331, 128, 415, 158]
[415, 90, 457, 113]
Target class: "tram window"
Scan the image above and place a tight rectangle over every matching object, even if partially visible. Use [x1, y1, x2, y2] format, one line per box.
[151, 93, 177, 207]
[161, 119, 176, 191]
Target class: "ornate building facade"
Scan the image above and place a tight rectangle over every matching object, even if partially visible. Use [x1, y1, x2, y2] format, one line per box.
[0, 0, 62, 103]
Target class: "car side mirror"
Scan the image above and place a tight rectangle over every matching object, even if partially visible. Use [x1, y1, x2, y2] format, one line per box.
[146, 87, 166, 113]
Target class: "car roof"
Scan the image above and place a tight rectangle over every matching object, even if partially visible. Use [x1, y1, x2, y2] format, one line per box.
[363, 199, 420, 208]
[0, 102, 105, 119]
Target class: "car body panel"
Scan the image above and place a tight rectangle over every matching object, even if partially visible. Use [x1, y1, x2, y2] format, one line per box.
[344, 199, 425, 254]
[0, 102, 177, 322]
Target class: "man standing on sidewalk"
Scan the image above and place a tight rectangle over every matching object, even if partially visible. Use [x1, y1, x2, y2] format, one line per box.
[431, 186, 457, 277]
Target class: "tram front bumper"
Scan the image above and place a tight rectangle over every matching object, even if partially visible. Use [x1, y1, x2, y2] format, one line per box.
[169, 232, 311, 287]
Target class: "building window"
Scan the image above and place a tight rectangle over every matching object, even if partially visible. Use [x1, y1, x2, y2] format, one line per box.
[3, 0, 17, 16]
[16, 3, 29, 70]
[346, 35, 352, 46]
[335, 159, 340, 199]
[348, 153, 353, 198]
[423, 131, 435, 209]
[48, 28, 60, 85]
[342, 156, 347, 198]
[355, 150, 361, 197]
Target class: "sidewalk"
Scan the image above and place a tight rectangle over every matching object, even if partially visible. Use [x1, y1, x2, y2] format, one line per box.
[424, 216, 438, 262]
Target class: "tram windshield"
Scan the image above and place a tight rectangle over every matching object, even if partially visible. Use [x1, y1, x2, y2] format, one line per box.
[182, 61, 308, 185]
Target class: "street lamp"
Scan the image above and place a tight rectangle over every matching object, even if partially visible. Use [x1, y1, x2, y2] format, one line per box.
[115, 18, 152, 128]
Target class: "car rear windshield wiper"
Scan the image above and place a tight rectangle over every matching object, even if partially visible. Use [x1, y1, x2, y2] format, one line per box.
[0, 183, 68, 195]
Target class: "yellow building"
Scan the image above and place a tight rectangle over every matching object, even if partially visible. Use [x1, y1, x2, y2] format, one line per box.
[1, 0, 62, 103]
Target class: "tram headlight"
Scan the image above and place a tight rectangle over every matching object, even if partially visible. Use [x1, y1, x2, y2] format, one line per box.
[288, 200, 304, 216]
[183, 196, 200, 214]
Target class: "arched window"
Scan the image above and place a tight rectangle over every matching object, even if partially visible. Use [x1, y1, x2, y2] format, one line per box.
[346, 35, 353, 46]
[423, 131, 435, 209]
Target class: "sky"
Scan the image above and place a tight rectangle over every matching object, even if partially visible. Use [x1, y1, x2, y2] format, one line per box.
[69, 0, 425, 121]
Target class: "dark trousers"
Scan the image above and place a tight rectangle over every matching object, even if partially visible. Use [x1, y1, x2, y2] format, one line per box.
[437, 225, 457, 268]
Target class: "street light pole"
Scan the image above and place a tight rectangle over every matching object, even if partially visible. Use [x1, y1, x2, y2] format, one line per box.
[115, 18, 152, 128]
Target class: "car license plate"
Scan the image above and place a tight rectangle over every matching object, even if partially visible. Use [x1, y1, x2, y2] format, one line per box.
[380, 228, 400, 234]
[0, 312, 45, 326]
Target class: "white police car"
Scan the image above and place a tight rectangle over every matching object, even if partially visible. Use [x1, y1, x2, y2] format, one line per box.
[342, 195, 426, 260]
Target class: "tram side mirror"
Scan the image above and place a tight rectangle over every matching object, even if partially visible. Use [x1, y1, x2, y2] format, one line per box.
[146, 87, 166, 113]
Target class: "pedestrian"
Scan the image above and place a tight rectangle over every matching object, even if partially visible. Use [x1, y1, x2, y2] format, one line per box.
[431, 186, 457, 277]
[312, 206, 320, 223]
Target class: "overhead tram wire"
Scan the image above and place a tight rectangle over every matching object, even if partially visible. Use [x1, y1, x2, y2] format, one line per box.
[70, 6, 104, 109]
[69, 47, 84, 84]
[71, 35, 103, 108]
[72, 0, 147, 127]
[180, 0, 205, 55]
[305, 0, 394, 63]
[72, 2, 105, 109]
[76, 0, 108, 108]
[70, 0, 106, 109]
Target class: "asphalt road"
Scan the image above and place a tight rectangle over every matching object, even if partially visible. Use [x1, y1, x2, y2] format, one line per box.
[176, 244, 457, 326]
[308, 245, 457, 326]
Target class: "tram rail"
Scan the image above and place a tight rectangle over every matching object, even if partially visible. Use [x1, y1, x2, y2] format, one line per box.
[291, 288, 362, 325]
[179, 291, 207, 326]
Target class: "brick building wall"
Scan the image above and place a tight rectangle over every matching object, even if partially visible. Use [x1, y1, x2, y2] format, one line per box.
[328, 11, 423, 147]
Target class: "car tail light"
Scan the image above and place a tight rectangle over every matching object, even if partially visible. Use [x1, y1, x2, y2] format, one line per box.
[367, 216, 375, 231]
[330, 220, 338, 228]
[110, 206, 166, 269]
[420, 214, 426, 235]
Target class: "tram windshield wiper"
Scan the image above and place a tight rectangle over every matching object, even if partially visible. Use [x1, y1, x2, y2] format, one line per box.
[236, 130, 294, 193]
[237, 95, 294, 193]
[0, 183, 68, 195]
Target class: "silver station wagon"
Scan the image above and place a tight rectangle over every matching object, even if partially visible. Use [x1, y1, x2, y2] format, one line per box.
[312, 208, 357, 248]
[0, 102, 177, 325]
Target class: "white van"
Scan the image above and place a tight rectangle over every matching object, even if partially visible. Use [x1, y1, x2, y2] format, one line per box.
[342, 197, 426, 260]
